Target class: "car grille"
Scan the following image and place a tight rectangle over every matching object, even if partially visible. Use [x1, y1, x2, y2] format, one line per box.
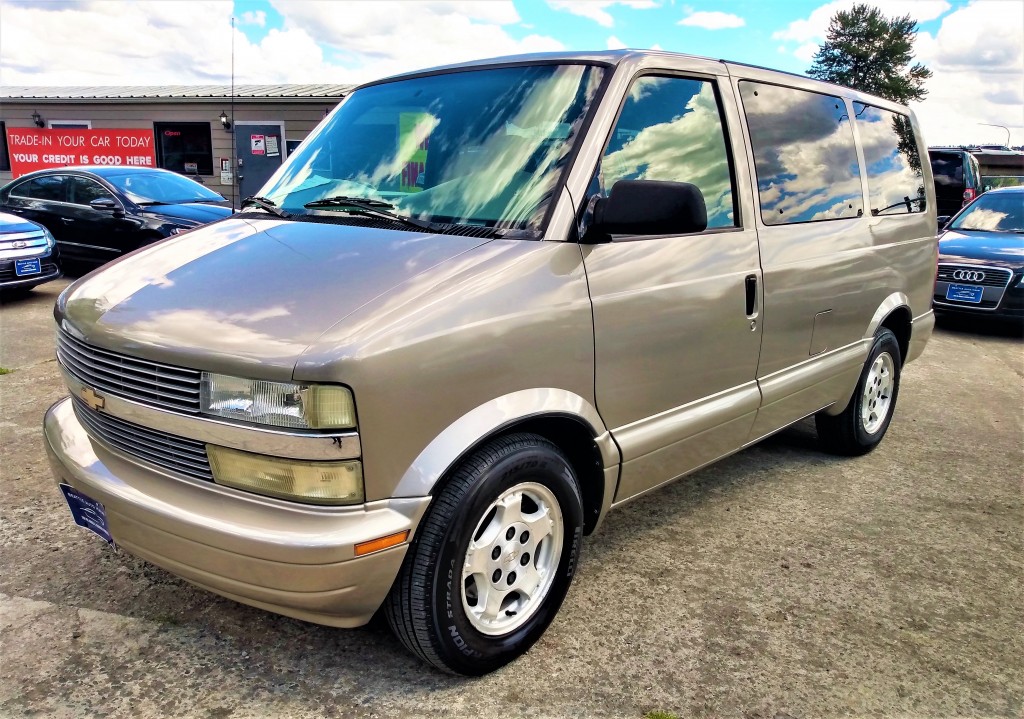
[0, 261, 59, 282]
[936, 265, 1012, 288]
[57, 329, 202, 413]
[934, 264, 1013, 309]
[72, 396, 213, 481]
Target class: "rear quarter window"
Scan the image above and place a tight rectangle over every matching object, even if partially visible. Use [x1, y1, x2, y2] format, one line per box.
[930, 152, 963, 185]
[854, 103, 926, 216]
[739, 81, 862, 225]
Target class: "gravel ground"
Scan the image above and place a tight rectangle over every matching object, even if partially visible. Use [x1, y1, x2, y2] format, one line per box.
[1, 278, 1021, 719]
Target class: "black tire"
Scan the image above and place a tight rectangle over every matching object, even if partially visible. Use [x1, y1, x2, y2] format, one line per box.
[384, 433, 584, 675]
[816, 328, 902, 456]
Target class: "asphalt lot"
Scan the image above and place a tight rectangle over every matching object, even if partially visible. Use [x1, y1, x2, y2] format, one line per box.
[1, 277, 1021, 719]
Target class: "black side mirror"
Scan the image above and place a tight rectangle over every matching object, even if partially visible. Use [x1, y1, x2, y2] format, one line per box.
[937, 215, 950, 230]
[90, 197, 118, 212]
[586, 180, 707, 242]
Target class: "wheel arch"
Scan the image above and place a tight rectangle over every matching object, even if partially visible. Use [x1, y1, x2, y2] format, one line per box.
[391, 389, 620, 535]
[864, 292, 912, 366]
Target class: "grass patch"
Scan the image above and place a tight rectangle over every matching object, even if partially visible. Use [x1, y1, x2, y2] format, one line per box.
[0, 367, 12, 375]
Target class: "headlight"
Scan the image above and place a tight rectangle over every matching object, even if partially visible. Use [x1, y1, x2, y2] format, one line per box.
[42, 227, 56, 249]
[207, 445, 363, 505]
[1016, 272, 1024, 288]
[200, 373, 356, 430]
[169, 225, 196, 235]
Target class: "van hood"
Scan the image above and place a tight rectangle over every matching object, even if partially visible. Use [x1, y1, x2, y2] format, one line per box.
[56, 217, 491, 379]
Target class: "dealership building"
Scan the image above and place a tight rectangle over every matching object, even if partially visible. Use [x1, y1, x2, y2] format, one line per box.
[0, 84, 351, 206]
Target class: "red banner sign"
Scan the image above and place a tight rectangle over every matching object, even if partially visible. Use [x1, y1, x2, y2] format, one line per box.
[5, 128, 157, 178]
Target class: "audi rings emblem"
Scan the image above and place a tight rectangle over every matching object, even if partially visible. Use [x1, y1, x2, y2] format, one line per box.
[953, 269, 985, 282]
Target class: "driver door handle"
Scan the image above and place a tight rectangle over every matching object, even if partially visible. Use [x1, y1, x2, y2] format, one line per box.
[61, 217, 75, 223]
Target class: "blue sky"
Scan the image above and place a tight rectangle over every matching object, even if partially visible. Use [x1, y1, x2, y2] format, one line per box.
[1, 1, 1021, 145]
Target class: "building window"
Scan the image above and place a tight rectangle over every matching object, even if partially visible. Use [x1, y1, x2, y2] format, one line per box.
[48, 120, 92, 129]
[739, 81, 863, 225]
[154, 122, 213, 176]
[0, 122, 10, 172]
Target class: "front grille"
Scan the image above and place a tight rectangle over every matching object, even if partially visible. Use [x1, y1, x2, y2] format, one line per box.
[0, 261, 59, 282]
[57, 329, 202, 413]
[72, 397, 213, 481]
[936, 265, 1012, 287]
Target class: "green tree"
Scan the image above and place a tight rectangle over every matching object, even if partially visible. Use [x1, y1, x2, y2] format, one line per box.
[807, 3, 933, 104]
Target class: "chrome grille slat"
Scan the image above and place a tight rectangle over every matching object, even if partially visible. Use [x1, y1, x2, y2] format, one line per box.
[73, 398, 213, 481]
[56, 329, 202, 413]
[57, 341, 200, 394]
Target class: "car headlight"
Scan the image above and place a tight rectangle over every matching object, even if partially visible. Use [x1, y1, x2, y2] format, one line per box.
[200, 373, 356, 430]
[1017, 272, 1024, 288]
[169, 225, 196, 235]
[42, 227, 56, 249]
[207, 445, 364, 505]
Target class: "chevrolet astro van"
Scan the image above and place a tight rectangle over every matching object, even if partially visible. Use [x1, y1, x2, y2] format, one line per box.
[44, 51, 936, 675]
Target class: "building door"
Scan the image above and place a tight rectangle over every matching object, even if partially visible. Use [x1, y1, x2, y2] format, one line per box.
[235, 123, 286, 202]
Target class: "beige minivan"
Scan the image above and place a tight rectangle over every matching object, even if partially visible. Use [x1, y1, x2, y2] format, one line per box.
[44, 50, 936, 675]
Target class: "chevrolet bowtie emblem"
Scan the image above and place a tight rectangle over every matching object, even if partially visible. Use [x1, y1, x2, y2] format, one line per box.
[80, 386, 105, 411]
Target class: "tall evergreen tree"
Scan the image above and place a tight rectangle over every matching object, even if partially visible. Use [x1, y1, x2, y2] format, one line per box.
[807, 3, 932, 104]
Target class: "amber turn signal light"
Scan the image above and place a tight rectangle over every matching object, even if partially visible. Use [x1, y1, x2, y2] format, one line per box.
[354, 530, 410, 557]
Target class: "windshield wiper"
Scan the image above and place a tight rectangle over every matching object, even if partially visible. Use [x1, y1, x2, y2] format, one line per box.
[241, 196, 290, 219]
[303, 196, 435, 231]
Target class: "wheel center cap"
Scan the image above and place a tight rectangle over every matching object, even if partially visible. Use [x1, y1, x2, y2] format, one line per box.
[503, 549, 518, 566]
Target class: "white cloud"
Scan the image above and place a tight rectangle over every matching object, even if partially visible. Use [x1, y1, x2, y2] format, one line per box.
[773, 0, 951, 43]
[678, 11, 745, 30]
[912, 1, 1024, 145]
[607, 35, 627, 50]
[794, 42, 819, 63]
[239, 9, 266, 27]
[0, 0, 565, 86]
[547, 0, 658, 28]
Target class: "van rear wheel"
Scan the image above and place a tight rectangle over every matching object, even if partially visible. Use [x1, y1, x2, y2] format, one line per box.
[384, 433, 584, 675]
[816, 328, 902, 456]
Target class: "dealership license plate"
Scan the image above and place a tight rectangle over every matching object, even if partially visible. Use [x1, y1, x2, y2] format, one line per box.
[14, 258, 41, 276]
[946, 283, 984, 303]
[59, 484, 114, 545]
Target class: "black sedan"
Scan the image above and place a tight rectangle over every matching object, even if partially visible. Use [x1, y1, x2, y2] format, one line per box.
[0, 167, 231, 266]
[934, 186, 1024, 322]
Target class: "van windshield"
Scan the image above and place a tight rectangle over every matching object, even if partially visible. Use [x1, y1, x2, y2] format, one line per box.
[257, 63, 605, 231]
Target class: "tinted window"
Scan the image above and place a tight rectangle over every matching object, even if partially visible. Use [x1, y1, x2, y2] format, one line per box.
[930, 151, 963, 186]
[854, 103, 925, 216]
[601, 75, 736, 228]
[739, 82, 862, 224]
[155, 122, 213, 176]
[10, 175, 68, 202]
[69, 176, 116, 206]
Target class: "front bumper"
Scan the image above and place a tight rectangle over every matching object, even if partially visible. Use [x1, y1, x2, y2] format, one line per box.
[0, 251, 61, 289]
[44, 396, 430, 627]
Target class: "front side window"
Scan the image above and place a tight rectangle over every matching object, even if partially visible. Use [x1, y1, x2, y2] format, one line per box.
[740, 82, 863, 225]
[600, 75, 737, 228]
[259, 63, 606, 231]
[10, 175, 68, 202]
[69, 176, 116, 206]
[155, 122, 213, 176]
[854, 103, 925, 216]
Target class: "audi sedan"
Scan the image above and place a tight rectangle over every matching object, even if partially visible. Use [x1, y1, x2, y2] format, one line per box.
[0, 167, 231, 267]
[934, 186, 1024, 322]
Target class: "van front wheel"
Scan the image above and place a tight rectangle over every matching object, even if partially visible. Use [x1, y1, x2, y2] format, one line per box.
[816, 328, 902, 456]
[384, 433, 584, 675]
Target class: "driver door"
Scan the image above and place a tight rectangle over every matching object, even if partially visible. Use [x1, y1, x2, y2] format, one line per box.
[581, 72, 763, 503]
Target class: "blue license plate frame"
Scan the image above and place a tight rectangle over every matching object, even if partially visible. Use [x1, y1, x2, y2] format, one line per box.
[946, 283, 984, 304]
[14, 258, 41, 276]
[59, 484, 114, 545]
